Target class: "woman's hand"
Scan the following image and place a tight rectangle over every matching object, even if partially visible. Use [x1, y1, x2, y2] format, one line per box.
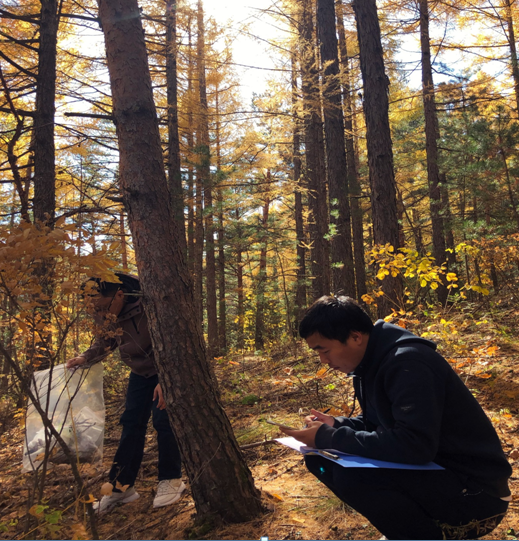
[66, 356, 87, 369]
[153, 383, 166, 410]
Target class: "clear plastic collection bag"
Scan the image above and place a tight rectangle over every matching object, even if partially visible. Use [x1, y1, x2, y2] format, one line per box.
[22, 363, 105, 472]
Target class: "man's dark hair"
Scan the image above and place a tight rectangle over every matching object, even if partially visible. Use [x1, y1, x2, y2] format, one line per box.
[82, 273, 141, 304]
[299, 295, 374, 343]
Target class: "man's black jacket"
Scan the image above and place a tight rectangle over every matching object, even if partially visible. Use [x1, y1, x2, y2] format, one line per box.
[315, 320, 512, 499]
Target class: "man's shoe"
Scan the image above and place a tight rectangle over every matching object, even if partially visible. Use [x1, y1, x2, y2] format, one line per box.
[93, 486, 140, 514]
[153, 479, 186, 508]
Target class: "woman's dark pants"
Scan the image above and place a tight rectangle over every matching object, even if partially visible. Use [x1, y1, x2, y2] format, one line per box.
[109, 372, 182, 488]
[305, 455, 508, 540]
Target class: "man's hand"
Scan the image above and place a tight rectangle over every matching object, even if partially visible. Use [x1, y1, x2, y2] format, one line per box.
[280, 421, 323, 447]
[305, 408, 335, 427]
[66, 356, 87, 369]
[153, 383, 166, 410]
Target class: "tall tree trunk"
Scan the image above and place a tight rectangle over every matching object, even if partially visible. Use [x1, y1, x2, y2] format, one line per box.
[336, 5, 367, 301]
[33, 0, 58, 226]
[317, 0, 355, 296]
[236, 211, 245, 350]
[254, 178, 270, 351]
[186, 16, 196, 278]
[196, 0, 218, 358]
[300, 0, 330, 300]
[291, 52, 307, 321]
[352, 0, 402, 316]
[194, 158, 204, 329]
[97, 0, 262, 521]
[419, 0, 448, 305]
[193, 10, 205, 334]
[32, 0, 60, 370]
[166, 0, 186, 253]
[215, 88, 227, 353]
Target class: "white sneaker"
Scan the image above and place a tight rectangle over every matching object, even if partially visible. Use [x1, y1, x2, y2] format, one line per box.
[93, 486, 140, 514]
[153, 479, 186, 508]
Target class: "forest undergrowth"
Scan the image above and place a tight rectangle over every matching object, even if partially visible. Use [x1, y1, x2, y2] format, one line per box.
[1, 301, 519, 540]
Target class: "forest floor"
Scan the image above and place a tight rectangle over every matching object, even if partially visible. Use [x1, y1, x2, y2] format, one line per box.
[1, 302, 519, 540]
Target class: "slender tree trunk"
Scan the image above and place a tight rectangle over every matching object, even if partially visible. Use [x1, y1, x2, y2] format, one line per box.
[254, 184, 270, 351]
[236, 212, 245, 350]
[215, 89, 227, 353]
[411, 207, 425, 254]
[291, 52, 307, 321]
[196, 0, 218, 358]
[352, 0, 403, 316]
[97, 0, 262, 521]
[440, 173, 456, 270]
[419, 0, 448, 304]
[336, 5, 367, 301]
[186, 16, 195, 278]
[300, 0, 330, 300]
[193, 11, 205, 333]
[166, 0, 186, 253]
[194, 163, 204, 329]
[317, 0, 355, 295]
[33, 0, 58, 226]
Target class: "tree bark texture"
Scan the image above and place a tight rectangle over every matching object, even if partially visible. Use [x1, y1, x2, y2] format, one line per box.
[300, 0, 331, 300]
[419, 0, 448, 305]
[166, 0, 187, 253]
[336, 4, 367, 300]
[352, 0, 402, 315]
[197, 0, 218, 358]
[33, 0, 58, 225]
[97, 0, 262, 521]
[317, 0, 355, 296]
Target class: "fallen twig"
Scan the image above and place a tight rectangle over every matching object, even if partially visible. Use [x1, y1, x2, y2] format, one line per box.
[240, 439, 278, 450]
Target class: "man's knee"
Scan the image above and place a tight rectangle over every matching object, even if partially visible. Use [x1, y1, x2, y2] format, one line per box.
[304, 455, 381, 506]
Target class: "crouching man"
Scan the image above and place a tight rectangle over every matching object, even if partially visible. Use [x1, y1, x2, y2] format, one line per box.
[282, 295, 511, 540]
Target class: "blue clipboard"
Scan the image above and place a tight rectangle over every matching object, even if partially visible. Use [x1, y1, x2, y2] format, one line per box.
[276, 437, 444, 470]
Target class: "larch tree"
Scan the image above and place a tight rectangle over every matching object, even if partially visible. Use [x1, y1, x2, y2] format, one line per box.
[336, 0, 367, 301]
[419, 0, 448, 304]
[352, 0, 403, 316]
[166, 0, 186, 252]
[96, 0, 262, 522]
[317, 0, 356, 296]
[33, 0, 58, 227]
[196, 0, 218, 359]
[299, 0, 331, 300]
[291, 50, 307, 320]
